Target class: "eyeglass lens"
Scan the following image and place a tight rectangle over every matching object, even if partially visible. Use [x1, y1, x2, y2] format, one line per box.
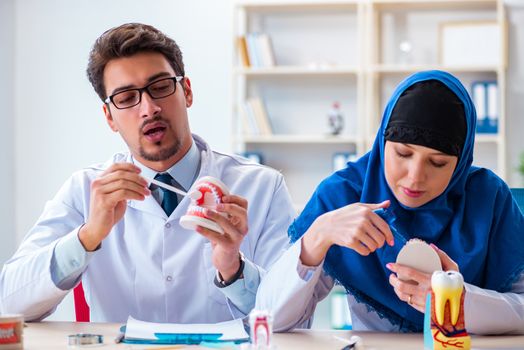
[112, 78, 177, 109]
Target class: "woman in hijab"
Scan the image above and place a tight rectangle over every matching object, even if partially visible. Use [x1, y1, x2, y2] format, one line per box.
[256, 70, 524, 334]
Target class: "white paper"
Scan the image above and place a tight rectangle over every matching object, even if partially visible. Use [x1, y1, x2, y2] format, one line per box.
[124, 316, 249, 341]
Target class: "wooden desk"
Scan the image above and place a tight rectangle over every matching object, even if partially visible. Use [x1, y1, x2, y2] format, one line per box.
[22, 322, 524, 349]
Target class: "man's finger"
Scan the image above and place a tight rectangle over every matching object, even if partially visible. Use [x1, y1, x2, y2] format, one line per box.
[196, 225, 228, 244]
[204, 209, 244, 240]
[216, 203, 246, 219]
[96, 179, 150, 197]
[222, 195, 248, 210]
[98, 170, 147, 186]
[104, 162, 142, 175]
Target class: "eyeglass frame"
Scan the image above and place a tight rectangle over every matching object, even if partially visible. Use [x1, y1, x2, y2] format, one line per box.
[104, 76, 184, 109]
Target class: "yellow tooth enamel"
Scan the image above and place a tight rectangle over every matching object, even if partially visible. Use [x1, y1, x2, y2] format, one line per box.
[432, 284, 462, 325]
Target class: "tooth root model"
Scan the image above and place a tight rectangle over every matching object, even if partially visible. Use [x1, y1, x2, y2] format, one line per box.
[179, 176, 229, 234]
[424, 271, 471, 350]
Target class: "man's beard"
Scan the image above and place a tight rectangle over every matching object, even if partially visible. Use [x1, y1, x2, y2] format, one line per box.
[138, 116, 181, 162]
[139, 138, 181, 162]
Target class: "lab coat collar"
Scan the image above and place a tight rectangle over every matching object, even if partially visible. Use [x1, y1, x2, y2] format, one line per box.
[127, 134, 217, 220]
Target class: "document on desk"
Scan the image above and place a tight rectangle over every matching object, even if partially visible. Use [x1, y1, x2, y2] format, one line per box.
[123, 316, 249, 344]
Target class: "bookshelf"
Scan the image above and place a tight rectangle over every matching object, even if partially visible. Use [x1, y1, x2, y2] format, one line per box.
[233, 0, 365, 208]
[233, 0, 508, 209]
[367, 0, 507, 178]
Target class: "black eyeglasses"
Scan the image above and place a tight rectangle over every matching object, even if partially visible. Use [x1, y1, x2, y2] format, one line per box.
[105, 76, 184, 109]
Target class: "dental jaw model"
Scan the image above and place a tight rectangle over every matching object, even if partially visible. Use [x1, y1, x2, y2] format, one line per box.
[396, 239, 442, 284]
[424, 271, 471, 350]
[179, 176, 229, 234]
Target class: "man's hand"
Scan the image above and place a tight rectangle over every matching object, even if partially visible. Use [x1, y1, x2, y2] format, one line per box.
[79, 163, 150, 251]
[195, 195, 249, 281]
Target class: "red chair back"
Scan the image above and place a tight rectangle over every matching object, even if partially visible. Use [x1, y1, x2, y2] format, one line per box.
[73, 282, 90, 322]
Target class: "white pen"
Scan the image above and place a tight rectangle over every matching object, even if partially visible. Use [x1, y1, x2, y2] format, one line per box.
[86, 167, 201, 200]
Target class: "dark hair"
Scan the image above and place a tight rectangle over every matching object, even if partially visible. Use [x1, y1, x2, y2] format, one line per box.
[86, 23, 185, 101]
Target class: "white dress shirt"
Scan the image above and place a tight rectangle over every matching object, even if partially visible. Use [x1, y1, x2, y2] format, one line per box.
[0, 134, 295, 323]
[255, 240, 524, 335]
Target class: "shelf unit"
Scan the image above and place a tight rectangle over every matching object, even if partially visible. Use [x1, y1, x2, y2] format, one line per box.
[366, 0, 507, 177]
[233, 0, 366, 207]
[233, 0, 508, 208]
[234, 66, 360, 76]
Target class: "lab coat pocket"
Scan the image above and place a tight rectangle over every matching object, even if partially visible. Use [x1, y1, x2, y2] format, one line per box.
[202, 242, 228, 305]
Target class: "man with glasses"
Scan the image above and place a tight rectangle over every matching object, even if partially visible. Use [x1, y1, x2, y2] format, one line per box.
[0, 23, 295, 323]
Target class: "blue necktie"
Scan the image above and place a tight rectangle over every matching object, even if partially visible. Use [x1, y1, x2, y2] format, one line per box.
[154, 173, 178, 216]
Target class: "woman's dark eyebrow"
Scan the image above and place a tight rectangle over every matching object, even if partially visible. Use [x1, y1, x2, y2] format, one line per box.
[401, 143, 451, 157]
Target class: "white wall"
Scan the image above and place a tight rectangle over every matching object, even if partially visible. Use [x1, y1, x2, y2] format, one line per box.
[0, 0, 15, 264]
[13, 0, 233, 245]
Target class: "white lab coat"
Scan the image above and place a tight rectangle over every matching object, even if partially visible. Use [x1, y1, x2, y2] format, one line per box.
[0, 135, 295, 323]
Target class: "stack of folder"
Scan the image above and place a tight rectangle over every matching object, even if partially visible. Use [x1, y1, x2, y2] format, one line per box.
[121, 316, 250, 346]
[471, 81, 498, 134]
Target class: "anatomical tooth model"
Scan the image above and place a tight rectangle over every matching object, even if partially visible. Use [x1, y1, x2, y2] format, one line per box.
[179, 176, 229, 234]
[424, 271, 471, 350]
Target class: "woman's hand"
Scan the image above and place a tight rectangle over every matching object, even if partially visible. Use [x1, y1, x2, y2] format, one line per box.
[386, 263, 432, 313]
[431, 243, 459, 272]
[300, 200, 394, 266]
[387, 244, 459, 313]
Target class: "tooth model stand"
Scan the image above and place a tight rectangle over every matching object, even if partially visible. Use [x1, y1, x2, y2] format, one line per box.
[424, 271, 471, 350]
[179, 176, 229, 234]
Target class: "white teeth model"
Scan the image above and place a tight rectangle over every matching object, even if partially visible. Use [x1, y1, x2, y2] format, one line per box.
[431, 271, 464, 326]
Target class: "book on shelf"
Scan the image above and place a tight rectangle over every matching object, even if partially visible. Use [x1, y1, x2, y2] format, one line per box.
[246, 97, 273, 135]
[245, 34, 259, 68]
[237, 36, 250, 67]
[257, 33, 276, 67]
[243, 33, 276, 68]
[240, 101, 260, 135]
[471, 81, 498, 134]
[486, 82, 498, 132]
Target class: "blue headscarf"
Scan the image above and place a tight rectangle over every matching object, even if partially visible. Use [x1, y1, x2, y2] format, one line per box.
[289, 70, 524, 332]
